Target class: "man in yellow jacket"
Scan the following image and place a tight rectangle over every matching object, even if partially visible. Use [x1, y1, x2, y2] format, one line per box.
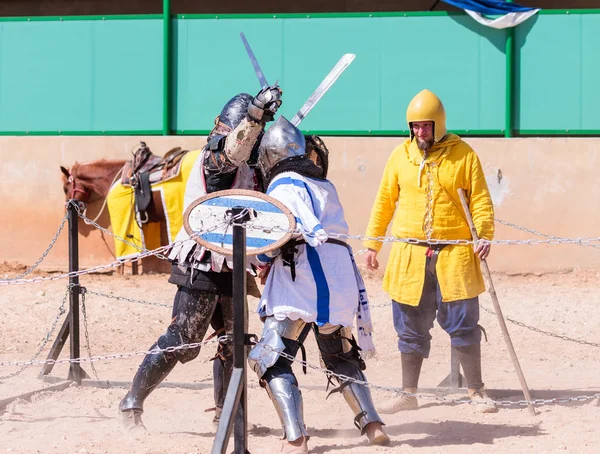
[363, 89, 497, 414]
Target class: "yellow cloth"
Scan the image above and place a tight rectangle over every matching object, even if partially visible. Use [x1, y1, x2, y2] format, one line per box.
[363, 134, 494, 306]
[106, 149, 201, 259]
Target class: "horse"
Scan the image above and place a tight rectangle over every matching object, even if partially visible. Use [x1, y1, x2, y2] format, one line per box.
[60, 143, 192, 274]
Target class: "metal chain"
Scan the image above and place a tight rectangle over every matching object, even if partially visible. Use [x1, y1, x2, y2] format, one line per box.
[0, 220, 230, 287]
[275, 349, 600, 408]
[74, 205, 152, 256]
[3, 210, 69, 281]
[85, 288, 171, 309]
[480, 305, 600, 348]
[496, 218, 600, 249]
[5, 206, 600, 288]
[80, 288, 100, 379]
[0, 338, 221, 369]
[368, 300, 600, 347]
[241, 221, 600, 247]
[0, 286, 70, 380]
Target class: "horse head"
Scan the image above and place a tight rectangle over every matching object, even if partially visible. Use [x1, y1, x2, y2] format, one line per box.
[60, 163, 93, 211]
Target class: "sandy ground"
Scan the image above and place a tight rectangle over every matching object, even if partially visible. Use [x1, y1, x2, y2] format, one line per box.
[1, 262, 599, 454]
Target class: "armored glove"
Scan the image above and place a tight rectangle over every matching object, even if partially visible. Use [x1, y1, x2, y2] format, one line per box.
[248, 85, 282, 123]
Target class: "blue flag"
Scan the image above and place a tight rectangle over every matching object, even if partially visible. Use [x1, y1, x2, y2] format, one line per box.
[441, 0, 541, 28]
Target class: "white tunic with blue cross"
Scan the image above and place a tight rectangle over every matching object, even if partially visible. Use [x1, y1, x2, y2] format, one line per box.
[258, 171, 359, 327]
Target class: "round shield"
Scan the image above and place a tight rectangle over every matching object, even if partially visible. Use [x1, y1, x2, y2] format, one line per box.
[183, 189, 296, 256]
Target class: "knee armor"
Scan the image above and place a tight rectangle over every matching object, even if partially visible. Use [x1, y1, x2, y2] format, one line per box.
[248, 317, 309, 441]
[248, 317, 306, 378]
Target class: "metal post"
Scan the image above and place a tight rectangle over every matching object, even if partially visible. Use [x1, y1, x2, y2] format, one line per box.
[212, 207, 250, 454]
[232, 209, 248, 454]
[162, 0, 172, 135]
[67, 201, 84, 384]
[505, 0, 515, 138]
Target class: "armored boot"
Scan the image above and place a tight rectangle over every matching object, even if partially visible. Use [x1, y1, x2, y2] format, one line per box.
[456, 343, 498, 413]
[211, 356, 225, 427]
[314, 326, 389, 445]
[118, 342, 178, 434]
[377, 352, 423, 414]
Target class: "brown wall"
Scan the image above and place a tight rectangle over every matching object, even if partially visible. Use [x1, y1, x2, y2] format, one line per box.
[1, 136, 599, 274]
[1, 0, 594, 16]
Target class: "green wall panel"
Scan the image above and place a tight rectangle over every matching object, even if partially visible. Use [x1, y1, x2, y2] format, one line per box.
[174, 16, 506, 134]
[0, 19, 163, 133]
[516, 13, 600, 132]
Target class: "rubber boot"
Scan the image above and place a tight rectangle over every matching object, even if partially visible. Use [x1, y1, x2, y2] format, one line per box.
[456, 343, 498, 413]
[212, 356, 225, 427]
[118, 343, 178, 433]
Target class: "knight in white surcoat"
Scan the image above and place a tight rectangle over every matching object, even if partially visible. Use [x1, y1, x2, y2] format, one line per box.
[248, 117, 390, 453]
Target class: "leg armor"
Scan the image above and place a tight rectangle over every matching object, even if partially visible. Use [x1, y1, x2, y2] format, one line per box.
[315, 325, 384, 434]
[119, 287, 218, 413]
[248, 317, 308, 441]
[214, 296, 235, 406]
[209, 301, 226, 415]
[119, 341, 177, 413]
[169, 287, 220, 363]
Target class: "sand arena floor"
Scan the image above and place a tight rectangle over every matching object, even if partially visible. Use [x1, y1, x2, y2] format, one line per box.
[1, 263, 599, 454]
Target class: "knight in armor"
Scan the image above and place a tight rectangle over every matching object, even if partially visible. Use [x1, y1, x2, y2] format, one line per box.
[118, 85, 282, 434]
[248, 117, 390, 453]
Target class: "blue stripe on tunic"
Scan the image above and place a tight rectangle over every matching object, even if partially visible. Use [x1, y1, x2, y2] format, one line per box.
[268, 177, 322, 234]
[267, 176, 317, 213]
[305, 245, 330, 325]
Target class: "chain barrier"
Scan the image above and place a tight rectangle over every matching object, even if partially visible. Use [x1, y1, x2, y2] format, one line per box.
[0, 338, 222, 369]
[80, 288, 100, 379]
[0, 220, 232, 287]
[274, 349, 600, 408]
[6, 207, 600, 288]
[496, 218, 600, 250]
[479, 305, 600, 348]
[2, 210, 69, 281]
[241, 222, 600, 247]
[84, 288, 171, 309]
[75, 204, 146, 255]
[367, 300, 600, 347]
[0, 285, 70, 380]
[2, 331, 598, 407]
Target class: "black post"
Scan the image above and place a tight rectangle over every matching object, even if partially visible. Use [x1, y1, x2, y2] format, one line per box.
[232, 211, 248, 454]
[67, 200, 84, 384]
[212, 207, 250, 454]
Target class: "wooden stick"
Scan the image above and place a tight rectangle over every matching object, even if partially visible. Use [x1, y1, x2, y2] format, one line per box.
[457, 189, 536, 416]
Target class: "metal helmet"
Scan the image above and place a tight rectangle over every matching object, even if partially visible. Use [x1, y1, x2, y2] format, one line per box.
[208, 93, 253, 139]
[258, 116, 306, 178]
[406, 89, 447, 143]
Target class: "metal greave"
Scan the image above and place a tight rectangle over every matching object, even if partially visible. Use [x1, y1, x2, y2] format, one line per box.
[336, 368, 384, 434]
[264, 376, 308, 442]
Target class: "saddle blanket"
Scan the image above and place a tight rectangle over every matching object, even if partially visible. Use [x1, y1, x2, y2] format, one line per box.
[106, 149, 201, 259]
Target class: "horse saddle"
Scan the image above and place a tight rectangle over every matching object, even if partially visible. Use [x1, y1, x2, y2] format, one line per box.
[121, 141, 189, 224]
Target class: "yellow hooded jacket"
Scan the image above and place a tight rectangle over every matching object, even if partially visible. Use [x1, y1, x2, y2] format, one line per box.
[363, 134, 494, 306]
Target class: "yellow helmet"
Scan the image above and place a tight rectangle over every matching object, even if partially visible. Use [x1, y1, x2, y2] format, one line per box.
[406, 89, 447, 143]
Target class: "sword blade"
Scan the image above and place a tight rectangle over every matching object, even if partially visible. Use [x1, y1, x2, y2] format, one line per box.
[240, 32, 269, 88]
[290, 53, 356, 127]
